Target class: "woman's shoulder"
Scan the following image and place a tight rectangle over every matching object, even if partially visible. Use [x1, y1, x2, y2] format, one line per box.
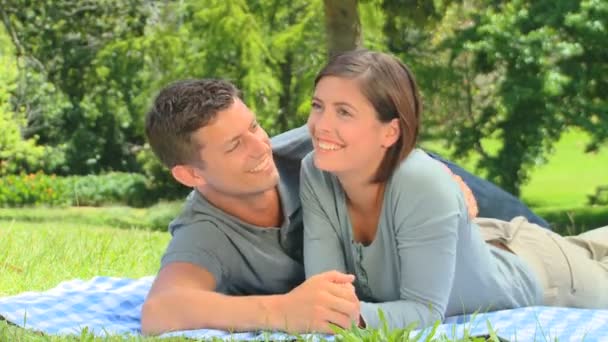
[388, 149, 462, 202]
[393, 149, 453, 185]
[387, 149, 465, 219]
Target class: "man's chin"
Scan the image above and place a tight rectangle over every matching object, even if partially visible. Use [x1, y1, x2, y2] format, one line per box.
[249, 171, 280, 190]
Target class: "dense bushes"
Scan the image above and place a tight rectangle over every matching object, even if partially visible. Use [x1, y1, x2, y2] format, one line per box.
[0, 172, 172, 208]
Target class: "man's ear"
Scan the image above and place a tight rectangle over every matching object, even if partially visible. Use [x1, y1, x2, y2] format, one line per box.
[171, 165, 206, 188]
[382, 118, 401, 148]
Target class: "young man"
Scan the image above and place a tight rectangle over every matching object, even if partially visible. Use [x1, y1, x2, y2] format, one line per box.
[140, 79, 548, 335]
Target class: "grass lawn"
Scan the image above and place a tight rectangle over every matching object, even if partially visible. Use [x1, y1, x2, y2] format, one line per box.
[0, 214, 171, 341]
[422, 129, 608, 233]
[520, 131, 608, 209]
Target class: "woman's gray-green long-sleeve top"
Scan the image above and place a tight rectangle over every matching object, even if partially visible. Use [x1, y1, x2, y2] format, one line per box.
[300, 149, 543, 329]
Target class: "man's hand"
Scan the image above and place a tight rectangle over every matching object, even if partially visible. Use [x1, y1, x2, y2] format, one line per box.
[275, 270, 360, 334]
[441, 164, 479, 218]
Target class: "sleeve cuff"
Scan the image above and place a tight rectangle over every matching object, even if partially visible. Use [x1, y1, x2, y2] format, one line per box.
[360, 302, 380, 329]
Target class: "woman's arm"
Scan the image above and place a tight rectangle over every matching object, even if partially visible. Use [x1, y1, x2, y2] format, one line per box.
[300, 156, 347, 277]
[299, 155, 362, 329]
[359, 165, 462, 330]
[360, 213, 460, 329]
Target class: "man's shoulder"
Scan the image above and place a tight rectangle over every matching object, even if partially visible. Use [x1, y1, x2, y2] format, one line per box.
[169, 191, 233, 236]
[270, 124, 312, 161]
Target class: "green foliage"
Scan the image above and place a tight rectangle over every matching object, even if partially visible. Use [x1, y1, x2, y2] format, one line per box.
[445, 0, 608, 195]
[537, 205, 608, 236]
[1, 0, 606, 202]
[1, 0, 149, 174]
[137, 0, 325, 135]
[588, 186, 608, 206]
[0, 25, 48, 175]
[136, 146, 190, 201]
[0, 172, 152, 208]
[0, 173, 68, 207]
[1, 0, 326, 176]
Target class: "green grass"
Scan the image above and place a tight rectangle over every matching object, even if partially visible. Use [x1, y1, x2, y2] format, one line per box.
[0, 221, 169, 297]
[423, 129, 608, 208]
[421, 129, 608, 233]
[0, 216, 170, 340]
[521, 131, 608, 209]
[0, 201, 184, 232]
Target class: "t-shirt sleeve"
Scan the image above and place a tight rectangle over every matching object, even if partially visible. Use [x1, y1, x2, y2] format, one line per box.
[160, 221, 230, 290]
[360, 154, 464, 329]
[300, 153, 348, 278]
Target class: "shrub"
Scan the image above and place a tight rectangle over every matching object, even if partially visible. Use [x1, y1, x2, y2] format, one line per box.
[0, 172, 70, 207]
[588, 185, 608, 206]
[0, 172, 154, 207]
[136, 146, 190, 200]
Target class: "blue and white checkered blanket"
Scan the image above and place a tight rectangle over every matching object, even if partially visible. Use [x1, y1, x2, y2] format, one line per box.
[1, 276, 607, 341]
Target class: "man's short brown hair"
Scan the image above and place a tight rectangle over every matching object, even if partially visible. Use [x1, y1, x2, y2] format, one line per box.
[145, 79, 241, 168]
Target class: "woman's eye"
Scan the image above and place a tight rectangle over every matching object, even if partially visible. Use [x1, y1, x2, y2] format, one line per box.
[337, 108, 351, 117]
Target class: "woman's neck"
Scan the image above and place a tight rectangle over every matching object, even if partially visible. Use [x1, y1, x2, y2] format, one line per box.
[338, 173, 384, 212]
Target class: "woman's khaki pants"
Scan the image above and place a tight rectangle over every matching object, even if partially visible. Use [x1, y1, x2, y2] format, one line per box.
[476, 216, 608, 308]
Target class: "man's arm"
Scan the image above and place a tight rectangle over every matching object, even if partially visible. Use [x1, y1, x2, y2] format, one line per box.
[141, 262, 359, 335]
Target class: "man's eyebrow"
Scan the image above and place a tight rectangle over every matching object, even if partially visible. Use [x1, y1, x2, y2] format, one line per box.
[225, 134, 241, 146]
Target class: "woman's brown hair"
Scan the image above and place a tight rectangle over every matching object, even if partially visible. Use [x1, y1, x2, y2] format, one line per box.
[314, 49, 422, 183]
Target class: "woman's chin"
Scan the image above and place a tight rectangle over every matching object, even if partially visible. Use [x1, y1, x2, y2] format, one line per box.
[313, 155, 340, 173]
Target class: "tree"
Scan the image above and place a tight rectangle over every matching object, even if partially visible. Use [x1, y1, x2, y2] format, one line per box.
[447, 0, 608, 195]
[323, 0, 362, 56]
[0, 25, 46, 175]
[1, 0, 150, 173]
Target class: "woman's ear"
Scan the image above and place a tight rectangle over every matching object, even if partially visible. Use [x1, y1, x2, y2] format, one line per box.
[382, 118, 401, 148]
[171, 165, 206, 188]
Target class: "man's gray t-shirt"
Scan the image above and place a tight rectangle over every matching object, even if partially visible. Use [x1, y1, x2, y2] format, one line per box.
[160, 127, 310, 295]
[301, 149, 544, 329]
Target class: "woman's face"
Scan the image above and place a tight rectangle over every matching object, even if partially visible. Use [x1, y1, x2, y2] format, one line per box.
[308, 76, 397, 179]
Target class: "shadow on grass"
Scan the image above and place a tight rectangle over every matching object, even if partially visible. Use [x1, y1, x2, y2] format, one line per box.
[0, 202, 184, 232]
[536, 205, 608, 235]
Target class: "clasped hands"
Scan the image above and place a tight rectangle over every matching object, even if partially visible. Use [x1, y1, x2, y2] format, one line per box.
[279, 270, 361, 334]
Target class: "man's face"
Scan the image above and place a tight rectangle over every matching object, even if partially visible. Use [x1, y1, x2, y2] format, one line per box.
[190, 98, 279, 197]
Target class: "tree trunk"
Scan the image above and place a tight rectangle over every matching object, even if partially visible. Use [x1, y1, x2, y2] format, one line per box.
[323, 0, 362, 57]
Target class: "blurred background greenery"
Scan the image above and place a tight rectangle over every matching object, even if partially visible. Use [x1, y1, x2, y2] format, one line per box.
[0, 0, 606, 231]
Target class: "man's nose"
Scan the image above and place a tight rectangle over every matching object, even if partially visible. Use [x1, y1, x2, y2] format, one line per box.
[247, 131, 268, 156]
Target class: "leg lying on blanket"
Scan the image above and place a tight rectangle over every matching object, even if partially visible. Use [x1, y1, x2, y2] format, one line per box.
[477, 217, 608, 308]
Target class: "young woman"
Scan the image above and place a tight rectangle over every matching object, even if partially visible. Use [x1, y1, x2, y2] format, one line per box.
[300, 49, 608, 330]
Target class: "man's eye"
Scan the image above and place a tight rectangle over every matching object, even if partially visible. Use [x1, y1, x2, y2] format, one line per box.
[250, 121, 259, 131]
[227, 141, 240, 153]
